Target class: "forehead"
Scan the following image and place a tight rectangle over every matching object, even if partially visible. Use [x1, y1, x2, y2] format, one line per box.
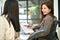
[42, 4, 48, 8]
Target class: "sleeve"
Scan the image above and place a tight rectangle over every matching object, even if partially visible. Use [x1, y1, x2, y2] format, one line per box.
[36, 16, 54, 37]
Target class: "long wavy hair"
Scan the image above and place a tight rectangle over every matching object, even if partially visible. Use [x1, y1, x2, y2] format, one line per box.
[40, 1, 55, 22]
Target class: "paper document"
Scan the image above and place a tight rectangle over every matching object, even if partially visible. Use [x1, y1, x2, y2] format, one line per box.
[21, 25, 34, 34]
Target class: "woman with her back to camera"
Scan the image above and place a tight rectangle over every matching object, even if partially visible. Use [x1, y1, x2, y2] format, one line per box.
[1, 0, 20, 40]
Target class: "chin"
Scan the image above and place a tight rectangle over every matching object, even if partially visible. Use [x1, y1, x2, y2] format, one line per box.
[43, 13, 46, 15]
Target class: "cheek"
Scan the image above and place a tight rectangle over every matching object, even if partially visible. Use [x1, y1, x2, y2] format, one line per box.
[43, 10, 50, 15]
[45, 9, 50, 13]
[46, 9, 51, 13]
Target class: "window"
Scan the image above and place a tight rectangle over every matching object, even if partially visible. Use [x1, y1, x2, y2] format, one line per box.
[19, 0, 52, 24]
[19, 0, 40, 24]
[19, 0, 52, 25]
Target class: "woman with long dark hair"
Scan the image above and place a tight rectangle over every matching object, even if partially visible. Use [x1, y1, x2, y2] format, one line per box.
[1, 0, 20, 40]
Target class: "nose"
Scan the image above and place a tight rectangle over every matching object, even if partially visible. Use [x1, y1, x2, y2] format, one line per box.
[42, 9, 44, 12]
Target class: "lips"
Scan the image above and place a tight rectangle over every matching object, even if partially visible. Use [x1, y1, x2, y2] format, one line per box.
[43, 11, 46, 13]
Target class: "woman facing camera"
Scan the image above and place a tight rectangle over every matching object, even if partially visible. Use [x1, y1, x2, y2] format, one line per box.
[31, 1, 57, 40]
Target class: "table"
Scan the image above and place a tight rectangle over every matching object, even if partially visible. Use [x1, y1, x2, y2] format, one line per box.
[20, 23, 34, 40]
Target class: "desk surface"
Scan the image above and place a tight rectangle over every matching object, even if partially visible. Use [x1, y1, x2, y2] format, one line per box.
[20, 33, 30, 40]
[20, 23, 34, 40]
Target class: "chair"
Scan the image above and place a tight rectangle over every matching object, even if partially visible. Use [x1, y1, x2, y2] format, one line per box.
[28, 19, 59, 40]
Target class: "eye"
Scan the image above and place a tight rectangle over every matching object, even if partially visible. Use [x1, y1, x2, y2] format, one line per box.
[42, 7, 46, 9]
[44, 7, 46, 9]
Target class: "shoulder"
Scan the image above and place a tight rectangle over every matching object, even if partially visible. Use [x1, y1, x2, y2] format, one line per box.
[44, 15, 53, 20]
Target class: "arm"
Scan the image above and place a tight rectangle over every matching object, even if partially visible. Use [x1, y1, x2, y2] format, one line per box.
[38, 16, 54, 37]
[32, 16, 54, 37]
[28, 16, 54, 40]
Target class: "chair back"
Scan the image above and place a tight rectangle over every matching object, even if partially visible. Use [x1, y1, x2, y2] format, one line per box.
[46, 19, 57, 40]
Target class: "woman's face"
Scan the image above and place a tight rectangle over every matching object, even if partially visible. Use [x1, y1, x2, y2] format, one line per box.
[42, 4, 51, 15]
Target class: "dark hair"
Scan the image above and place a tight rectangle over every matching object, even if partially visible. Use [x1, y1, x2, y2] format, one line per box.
[40, 1, 55, 22]
[2, 0, 20, 32]
[3, 0, 19, 15]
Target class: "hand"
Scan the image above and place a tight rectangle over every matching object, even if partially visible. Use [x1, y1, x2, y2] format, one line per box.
[25, 25, 36, 29]
[29, 25, 35, 29]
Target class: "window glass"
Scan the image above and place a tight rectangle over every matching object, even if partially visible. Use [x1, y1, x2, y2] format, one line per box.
[19, 0, 51, 25]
